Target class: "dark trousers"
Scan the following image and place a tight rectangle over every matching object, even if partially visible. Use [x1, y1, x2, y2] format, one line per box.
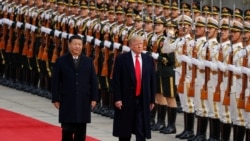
[61, 123, 86, 141]
[119, 97, 146, 141]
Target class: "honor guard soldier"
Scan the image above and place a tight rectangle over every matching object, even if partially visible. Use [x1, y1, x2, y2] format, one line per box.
[133, 15, 144, 36]
[172, 15, 194, 140]
[154, 0, 163, 18]
[216, 19, 232, 141]
[188, 16, 207, 141]
[244, 9, 250, 23]
[163, 0, 171, 21]
[180, 2, 191, 17]
[227, 20, 246, 141]
[150, 17, 168, 132]
[145, 0, 154, 17]
[76, 0, 90, 38]
[233, 8, 243, 22]
[211, 6, 219, 20]
[221, 7, 232, 20]
[137, 0, 146, 16]
[192, 2, 201, 19]
[202, 5, 211, 18]
[170, 0, 179, 21]
[203, 17, 220, 141]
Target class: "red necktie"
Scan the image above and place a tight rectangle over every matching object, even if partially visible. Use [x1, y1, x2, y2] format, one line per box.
[135, 55, 141, 96]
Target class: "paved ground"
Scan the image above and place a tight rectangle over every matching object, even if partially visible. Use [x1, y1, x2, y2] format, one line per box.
[0, 84, 229, 141]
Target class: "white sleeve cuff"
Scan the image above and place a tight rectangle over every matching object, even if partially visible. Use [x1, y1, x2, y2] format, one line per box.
[54, 30, 61, 37]
[104, 40, 111, 48]
[113, 42, 121, 49]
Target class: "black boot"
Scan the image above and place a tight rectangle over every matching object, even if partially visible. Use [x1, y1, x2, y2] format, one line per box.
[188, 116, 207, 141]
[150, 104, 157, 129]
[233, 125, 245, 141]
[207, 118, 220, 141]
[160, 107, 176, 134]
[175, 112, 187, 138]
[220, 122, 231, 141]
[179, 113, 194, 139]
[152, 105, 166, 131]
[246, 128, 250, 141]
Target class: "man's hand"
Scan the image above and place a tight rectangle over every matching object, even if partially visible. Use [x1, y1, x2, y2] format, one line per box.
[53, 102, 60, 109]
[91, 101, 97, 110]
[115, 100, 123, 110]
[150, 103, 155, 111]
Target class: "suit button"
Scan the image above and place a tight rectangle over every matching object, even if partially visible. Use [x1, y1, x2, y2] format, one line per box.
[75, 73, 78, 75]
[76, 82, 79, 85]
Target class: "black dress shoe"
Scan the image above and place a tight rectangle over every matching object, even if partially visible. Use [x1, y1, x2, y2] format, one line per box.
[151, 122, 165, 131]
[188, 134, 206, 141]
[175, 130, 186, 138]
[160, 124, 176, 134]
[178, 130, 194, 139]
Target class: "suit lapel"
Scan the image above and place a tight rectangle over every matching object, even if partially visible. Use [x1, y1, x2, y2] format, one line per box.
[126, 52, 136, 85]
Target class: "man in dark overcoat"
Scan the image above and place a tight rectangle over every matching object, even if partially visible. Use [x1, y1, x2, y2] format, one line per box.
[51, 35, 98, 141]
[112, 35, 156, 141]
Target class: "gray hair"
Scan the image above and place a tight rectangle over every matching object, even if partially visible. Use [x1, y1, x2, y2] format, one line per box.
[129, 35, 144, 46]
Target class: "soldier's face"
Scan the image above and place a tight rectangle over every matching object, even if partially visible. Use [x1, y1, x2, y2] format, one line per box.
[193, 12, 201, 19]
[126, 15, 134, 25]
[163, 8, 170, 17]
[36, 0, 43, 7]
[178, 24, 191, 36]
[154, 6, 162, 16]
[80, 8, 89, 17]
[90, 9, 96, 18]
[171, 9, 179, 18]
[135, 21, 143, 30]
[231, 31, 242, 43]
[195, 26, 205, 37]
[58, 4, 64, 12]
[108, 13, 115, 22]
[221, 28, 230, 41]
[71, 6, 79, 15]
[145, 22, 153, 32]
[146, 5, 153, 15]
[154, 24, 164, 34]
[207, 27, 217, 39]
[245, 32, 250, 42]
[182, 11, 191, 17]
[116, 13, 124, 22]
[69, 39, 83, 56]
[213, 14, 219, 20]
[137, 3, 144, 11]
[21, 0, 27, 5]
[130, 39, 143, 54]
[233, 17, 243, 23]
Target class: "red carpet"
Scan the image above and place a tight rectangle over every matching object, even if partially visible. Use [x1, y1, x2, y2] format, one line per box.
[0, 108, 100, 141]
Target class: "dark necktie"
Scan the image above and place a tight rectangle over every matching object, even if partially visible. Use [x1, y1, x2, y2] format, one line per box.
[135, 55, 141, 96]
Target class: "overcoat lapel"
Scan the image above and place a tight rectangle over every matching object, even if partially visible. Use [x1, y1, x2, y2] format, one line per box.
[126, 52, 136, 86]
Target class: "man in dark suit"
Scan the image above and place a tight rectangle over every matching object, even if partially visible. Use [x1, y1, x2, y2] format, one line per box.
[112, 35, 156, 141]
[51, 35, 98, 141]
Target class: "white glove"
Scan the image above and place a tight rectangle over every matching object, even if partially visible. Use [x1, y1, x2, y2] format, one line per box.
[86, 35, 94, 43]
[6, 19, 13, 26]
[0, 19, 3, 25]
[61, 32, 68, 38]
[189, 40, 195, 48]
[142, 50, 147, 54]
[210, 62, 218, 71]
[217, 62, 227, 72]
[151, 52, 159, 60]
[40, 26, 47, 33]
[181, 55, 191, 64]
[122, 45, 130, 52]
[2, 18, 9, 24]
[54, 30, 61, 37]
[94, 23, 101, 31]
[151, 34, 157, 42]
[241, 67, 249, 74]
[16, 21, 23, 28]
[240, 49, 247, 57]
[68, 34, 73, 39]
[25, 23, 31, 29]
[113, 42, 121, 49]
[94, 38, 101, 46]
[104, 40, 111, 48]
[112, 27, 118, 34]
[31, 25, 37, 32]
[233, 66, 242, 75]
[77, 34, 84, 38]
[227, 64, 235, 72]
[197, 61, 205, 69]
[204, 60, 211, 67]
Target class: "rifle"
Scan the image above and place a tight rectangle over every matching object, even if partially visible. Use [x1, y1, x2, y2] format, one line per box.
[177, 41, 187, 94]
[110, 32, 120, 79]
[59, 21, 67, 56]
[93, 28, 100, 74]
[27, 16, 36, 58]
[13, 13, 20, 53]
[85, 24, 93, 57]
[37, 19, 46, 60]
[188, 42, 197, 97]
[237, 49, 247, 109]
[213, 0, 223, 102]
[41, 18, 51, 61]
[0, 6, 8, 50]
[5, 12, 14, 53]
[22, 16, 31, 56]
[101, 32, 109, 77]
[51, 20, 61, 63]
[200, 43, 210, 100]
[222, 49, 233, 106]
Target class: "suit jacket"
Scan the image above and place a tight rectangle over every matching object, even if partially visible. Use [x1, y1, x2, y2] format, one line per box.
[112, 51, 156, 138]
[51, 53, 98, 123]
